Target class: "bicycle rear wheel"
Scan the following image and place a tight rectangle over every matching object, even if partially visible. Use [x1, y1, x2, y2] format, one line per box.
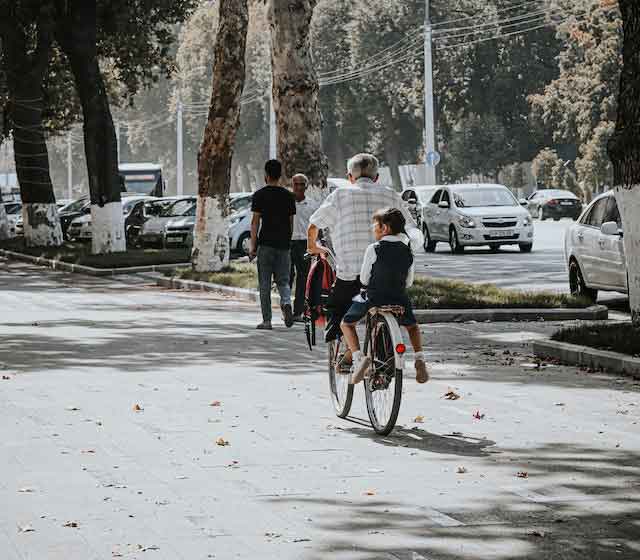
[363, 315, 403, 435]
[328, 338, 353, 418]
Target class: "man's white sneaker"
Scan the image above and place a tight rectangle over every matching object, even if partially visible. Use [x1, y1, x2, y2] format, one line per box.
[350, 355, 371, 385]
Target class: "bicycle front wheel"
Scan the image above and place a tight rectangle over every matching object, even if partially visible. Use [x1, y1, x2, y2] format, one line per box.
[364, 314, 403, 435]
[328, 338, 353, 418]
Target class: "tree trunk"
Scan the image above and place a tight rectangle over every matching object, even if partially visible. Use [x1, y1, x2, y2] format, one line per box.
[55, 0, 124, 254]
[607, 0, 640, 326]
[1, 11, 62, 247]
[0, 183, 9, 240]
[192, 0, 249, 273]
[268, 0, 328, 194]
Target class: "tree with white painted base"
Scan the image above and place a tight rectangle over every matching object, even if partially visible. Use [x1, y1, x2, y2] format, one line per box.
[268, 0, 328, 194]
[1, 2, 62, 247]
[0, 188, 9, 240]
[608, 0, 640, 325]
[192, 0, 249, 272]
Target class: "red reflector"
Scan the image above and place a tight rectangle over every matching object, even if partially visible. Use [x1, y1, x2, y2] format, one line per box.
[547, 199, 558, 205]
[395, 343, 406, 354]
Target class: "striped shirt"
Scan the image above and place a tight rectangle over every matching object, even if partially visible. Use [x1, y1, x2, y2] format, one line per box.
[292, 198, 320, 241]
[309, 178, 416, 281]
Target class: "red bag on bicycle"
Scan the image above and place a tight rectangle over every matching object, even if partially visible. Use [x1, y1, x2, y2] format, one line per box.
[304, 256, 336, 350]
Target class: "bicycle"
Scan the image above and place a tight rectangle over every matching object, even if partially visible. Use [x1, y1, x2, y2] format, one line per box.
[328, 304, 406, 435]
[306, 246, 407, 435]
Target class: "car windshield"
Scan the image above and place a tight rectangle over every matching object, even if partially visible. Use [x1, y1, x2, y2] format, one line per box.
[60, 198, 88, 213]
[453, 188, 517, 208]
[546, 190, 576, 198]
[123, 199, 145, 214]
[4, 203, 21, 214]
[415, 189, 435, 203]
[229, 196, 251, 213]
[145, 200, 173, 216]
[161, 199, 195, 217]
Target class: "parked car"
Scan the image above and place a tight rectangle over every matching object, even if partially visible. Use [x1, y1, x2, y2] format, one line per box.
[3, 202, 22, 237]
[164, 204, 197, 248]
[229, 193, 253, 214]
[421, 183, 534, 253]
[138, 197, 196, 248]
[67, 196, 154, 243]
[527, 189, 582, 221]
[401, 186, 438, 243]
[228, 209, 252, 255]
[59, 196, 91, 238]
[564, 190, 627, 302]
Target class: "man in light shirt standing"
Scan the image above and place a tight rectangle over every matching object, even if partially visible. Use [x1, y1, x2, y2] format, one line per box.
[290, 173, 319, 322]
[307, 153, 422, 367]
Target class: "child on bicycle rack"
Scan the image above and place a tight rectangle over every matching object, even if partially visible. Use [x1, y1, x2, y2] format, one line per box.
[340, 207, 430, 385]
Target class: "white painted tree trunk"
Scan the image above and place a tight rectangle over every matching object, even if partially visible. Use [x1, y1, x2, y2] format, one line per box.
[192, 195, 229, 272]
[0, 204, 10, 240]
[91, 202, 126, 254]
[22, 203, 63, 247]
[615, 187, 640, 323]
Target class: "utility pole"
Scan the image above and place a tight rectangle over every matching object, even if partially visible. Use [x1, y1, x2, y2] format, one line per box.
[269, 81, 277, 160]
[177, 98, 184, 196]
[115, 121, 121, 165]
[423, 0, 437, 185]
[67, 133, 73, 200]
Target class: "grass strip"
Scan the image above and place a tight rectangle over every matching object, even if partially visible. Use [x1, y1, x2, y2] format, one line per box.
[552, 323, 640, 358]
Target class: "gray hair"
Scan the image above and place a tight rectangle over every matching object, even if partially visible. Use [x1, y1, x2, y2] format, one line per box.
[347, 153, 379, 180]
[291, 173, 309, 186]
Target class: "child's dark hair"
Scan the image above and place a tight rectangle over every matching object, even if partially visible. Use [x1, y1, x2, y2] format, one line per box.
[373, 207, 407, 236]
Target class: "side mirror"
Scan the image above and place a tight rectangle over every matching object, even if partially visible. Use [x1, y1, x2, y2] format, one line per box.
[438, 200, 450, 209]
[519, 198, 529, 207]
[601, 221, 622, 237]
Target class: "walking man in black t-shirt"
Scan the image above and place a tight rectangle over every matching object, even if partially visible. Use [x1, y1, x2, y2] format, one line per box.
[249, 160, 296, 330]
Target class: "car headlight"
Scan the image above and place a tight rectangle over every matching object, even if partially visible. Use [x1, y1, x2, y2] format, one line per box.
[458, 215, 476, 228]
[523, 215, 532, 227]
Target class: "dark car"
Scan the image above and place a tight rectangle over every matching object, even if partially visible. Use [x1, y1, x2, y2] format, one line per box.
[527, 189, 582, 221]
[58, 197, 91, 238]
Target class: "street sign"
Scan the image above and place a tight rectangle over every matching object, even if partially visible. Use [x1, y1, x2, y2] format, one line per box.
[426, 150, 441, 167]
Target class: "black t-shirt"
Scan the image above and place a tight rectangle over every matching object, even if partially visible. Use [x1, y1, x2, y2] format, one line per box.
[251, 185, 296, 250]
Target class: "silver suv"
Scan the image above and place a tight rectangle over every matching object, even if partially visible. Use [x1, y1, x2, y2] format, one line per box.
[422, 183, 534, 254]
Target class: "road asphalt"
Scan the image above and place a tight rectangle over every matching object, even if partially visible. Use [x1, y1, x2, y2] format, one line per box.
[1, 259, 639, 560]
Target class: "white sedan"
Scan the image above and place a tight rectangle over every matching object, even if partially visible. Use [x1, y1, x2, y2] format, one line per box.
[564, 190, 628, 301]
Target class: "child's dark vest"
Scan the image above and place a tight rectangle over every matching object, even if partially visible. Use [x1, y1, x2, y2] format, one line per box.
[367, 240, 413, 305]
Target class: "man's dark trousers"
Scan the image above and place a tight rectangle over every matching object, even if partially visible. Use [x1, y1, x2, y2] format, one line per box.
[290, 240, 309, 316]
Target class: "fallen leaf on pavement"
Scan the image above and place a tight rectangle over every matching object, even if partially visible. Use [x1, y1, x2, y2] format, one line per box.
[292, 538, 311, 543]
[63, 521, 79, 528]
[216, 437, 229, 446]
[443, 390, 461, 400]
[81, 449, 96, 454]
[2, 375, 10, 380]
[527, 530, 545, 538]
[516, 471, 529, 478]
[555, 403, 565, 406]
[210, 400, 222, 407]
[473, 410, 485, 420]
[65, 406, 80, 411]
[133, 404, 143, 412]
[456, 466, 467, 474]
[18, 488, 34, 493]
[17, 523, 34, 533]
[364, 489, 376, 496]
[413, 415, 425, 423]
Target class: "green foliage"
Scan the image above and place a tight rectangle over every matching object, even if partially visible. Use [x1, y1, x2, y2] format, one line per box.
[552, 322, 640, 357]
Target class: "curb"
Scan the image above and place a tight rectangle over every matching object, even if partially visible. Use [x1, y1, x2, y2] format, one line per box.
[157, 276, 607, 323]
[413, 306, 608, 324]
[533, 338, 640, 377]
[0, 249, 189, 277]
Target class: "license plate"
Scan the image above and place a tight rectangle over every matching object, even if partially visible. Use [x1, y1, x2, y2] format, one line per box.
[561, 201, 573, 205]
[166, 234, 184, 241]
[488, 230, 512, 238]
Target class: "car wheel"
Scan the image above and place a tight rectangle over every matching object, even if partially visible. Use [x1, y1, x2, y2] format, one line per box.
[423, 225, 437, 253]
[569, 260, 597, 302]
[538, 206, 546, 221]
[449, 227, 464, 254]
[489, 243, 500, 253]
[238, 232, 251, 255]
[553, 217, 560, 222]
[519, 243, 533, 253]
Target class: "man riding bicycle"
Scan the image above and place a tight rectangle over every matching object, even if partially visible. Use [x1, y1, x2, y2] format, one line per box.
[306, 153, 430, 383]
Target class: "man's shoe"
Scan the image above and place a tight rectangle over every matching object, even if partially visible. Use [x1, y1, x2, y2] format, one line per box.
[256, 321, 272, 330]
[292, 314, 305, 323]
[415, 359, 430, 384]
[351, 355, 371, 385]
[281, 304, 294, 328]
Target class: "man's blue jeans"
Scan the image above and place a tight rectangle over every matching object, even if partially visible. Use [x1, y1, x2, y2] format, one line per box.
[257, 245, 292, 322]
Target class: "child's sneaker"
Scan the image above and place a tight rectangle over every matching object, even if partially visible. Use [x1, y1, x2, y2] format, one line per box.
[350, 355, 371, 385]
[415, 359, 430, 384]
